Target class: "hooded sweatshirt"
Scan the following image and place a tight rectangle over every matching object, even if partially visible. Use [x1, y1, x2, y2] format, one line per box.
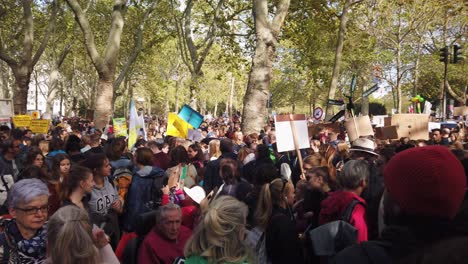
[319, 190, 368, 242]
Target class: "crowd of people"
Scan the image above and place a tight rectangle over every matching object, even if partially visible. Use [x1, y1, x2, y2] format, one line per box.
[0, 115, 466, 264]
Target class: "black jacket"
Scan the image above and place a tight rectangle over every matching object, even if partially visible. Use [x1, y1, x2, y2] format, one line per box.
[203, 152, 237, 194]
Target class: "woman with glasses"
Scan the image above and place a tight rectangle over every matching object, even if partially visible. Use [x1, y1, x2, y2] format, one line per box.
[0, 179, 49, 263]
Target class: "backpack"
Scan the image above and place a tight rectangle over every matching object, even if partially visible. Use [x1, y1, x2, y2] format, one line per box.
[113, 168, 133, 202]
[122, 168, 165, 232]
[307, 199, 363, 257]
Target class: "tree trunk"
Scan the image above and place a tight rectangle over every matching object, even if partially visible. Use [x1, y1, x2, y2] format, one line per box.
[66, 0, 127, 129]
[241, 0, 291, 134]
[214, 99, 218, 117]
[228, 73, 235, 117]
[13, 71, 30, 114]
[94, 79, 114, 131]
[325, 0, 353, 120]
[164, 86, 170, 116]
[396, 44, 402, 113]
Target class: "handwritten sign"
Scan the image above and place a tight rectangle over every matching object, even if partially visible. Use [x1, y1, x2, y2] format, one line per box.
[30, 120, 50, 134]
[12, 115, 32, 127]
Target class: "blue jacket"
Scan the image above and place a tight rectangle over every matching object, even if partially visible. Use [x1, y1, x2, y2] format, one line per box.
[122, 165, 165, 232]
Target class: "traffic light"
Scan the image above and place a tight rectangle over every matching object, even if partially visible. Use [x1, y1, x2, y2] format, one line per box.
[439, 46, 449, 63]
[453, 45, 463, 64]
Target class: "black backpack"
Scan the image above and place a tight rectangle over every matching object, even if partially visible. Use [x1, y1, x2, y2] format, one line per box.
[307, 199, 364, 256]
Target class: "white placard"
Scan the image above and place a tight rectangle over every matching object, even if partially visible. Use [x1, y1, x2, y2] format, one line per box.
[428, 122, 441, 132]
[274, 116, 310, 153]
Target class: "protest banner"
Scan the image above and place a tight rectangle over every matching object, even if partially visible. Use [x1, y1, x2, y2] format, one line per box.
[178, 104, 204, 129]
[12, 115, 32, 127]
[344, 115, 374, 142]
[454, 106, 468, 116]
[371, 115, 388, 127]
[113, 118, 128, 137]
[30, 120, 50, 134]
[167, 112, 192, 139]
[390, 114, 429, 140]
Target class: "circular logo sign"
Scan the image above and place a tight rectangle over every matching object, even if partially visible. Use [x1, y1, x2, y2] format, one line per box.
[313, 107, 323, 120]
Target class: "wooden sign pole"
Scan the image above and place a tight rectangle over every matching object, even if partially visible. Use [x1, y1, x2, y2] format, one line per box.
[289, 114, 305, 180]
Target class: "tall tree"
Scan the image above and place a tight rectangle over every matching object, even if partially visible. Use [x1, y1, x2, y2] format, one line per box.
[324, 0, 363, 119]
[65, 0, 128, 130]
[0, 0, 57, 114]
[241, 0, 291, 134]
[172, 0, 230, 108]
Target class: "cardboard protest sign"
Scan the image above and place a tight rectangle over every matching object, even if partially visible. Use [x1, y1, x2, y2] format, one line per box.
[308, 123, 341, 137]
[274, 114, 310, 153]
[390, 114, 429, 140]
[375, 126, 398, 140]
[371, 115, 388, 127]
[344, 115, 374, 142]
[178, 104, 204, 129]
[454, 106, 468, 116]
[12, 115, 32, 127]
[167, 112, 192, 139]
[113, 118, 128, 137]
[30, 120, 50, 134]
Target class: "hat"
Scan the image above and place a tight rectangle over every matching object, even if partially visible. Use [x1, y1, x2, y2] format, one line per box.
[349, 138, 378, 156]
[183, 186, 206, 205]
[384, 146, 466, 219]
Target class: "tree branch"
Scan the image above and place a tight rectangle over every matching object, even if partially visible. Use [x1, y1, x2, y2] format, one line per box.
[271, 0, 291, 37]
[65, 0, 104, 72]
[0, 37, 17, 67]
[32, 0, 58, 66]
[103, 0, 128, 72]
[21, 0, 34, 66]
[114, 0, 157, 92]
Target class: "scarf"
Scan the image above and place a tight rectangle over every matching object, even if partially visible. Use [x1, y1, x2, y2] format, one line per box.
[7, 219, 47, 261]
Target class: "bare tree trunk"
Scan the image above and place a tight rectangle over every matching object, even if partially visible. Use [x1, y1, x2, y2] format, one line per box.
[325, 0, 353, 119]
[241, 0, 290, 134]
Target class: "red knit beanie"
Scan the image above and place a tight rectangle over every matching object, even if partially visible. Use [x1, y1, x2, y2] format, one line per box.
[384, 146, 466, 219]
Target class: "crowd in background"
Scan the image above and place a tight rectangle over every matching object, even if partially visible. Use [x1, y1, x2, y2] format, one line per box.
[0, 114, 467, 264]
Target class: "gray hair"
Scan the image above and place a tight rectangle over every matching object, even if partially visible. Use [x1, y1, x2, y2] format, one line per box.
[7, 179, 49, 208]
[156, 203, 181, 223]
[338, 160, 370, 190]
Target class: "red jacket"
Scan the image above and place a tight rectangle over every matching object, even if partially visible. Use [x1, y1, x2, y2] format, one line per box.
[138, 226, 192, 264]
[319, 190, 368, 242]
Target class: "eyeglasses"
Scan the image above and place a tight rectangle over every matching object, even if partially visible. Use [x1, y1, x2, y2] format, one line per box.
[15, 205, 49, 215]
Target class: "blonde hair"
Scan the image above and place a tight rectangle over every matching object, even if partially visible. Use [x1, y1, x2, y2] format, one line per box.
[303, 153, 323, 169]
[255, 178, 294, 230]
[184, 196, 251, 263]
[38, 140, 49, 155]
[47, 206, 99, 264]
[208, 139, 221, 159]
